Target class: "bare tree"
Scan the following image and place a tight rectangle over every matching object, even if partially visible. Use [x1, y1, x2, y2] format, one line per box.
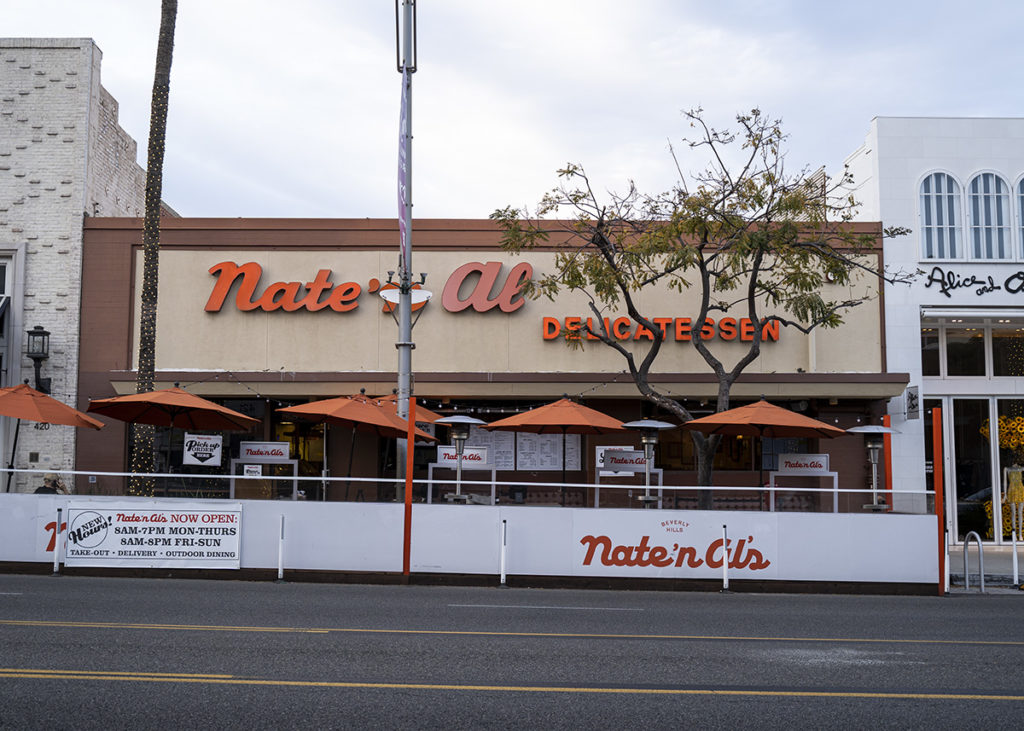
[492, 108, 910, 492]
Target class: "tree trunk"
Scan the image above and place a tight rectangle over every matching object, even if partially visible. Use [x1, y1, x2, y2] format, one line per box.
[693, 433, 719, 508]
[129, 0, 177, 496]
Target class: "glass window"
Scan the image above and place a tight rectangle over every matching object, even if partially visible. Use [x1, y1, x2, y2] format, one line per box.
[992, 327, 1024, 376]
[945, 327, 986, 376]
[968, 173, 1010, 259]
[1018, 179, 1024, 258]
[995, 399, 1024, 540]
[920, 173, 961, 259]
[921, 327, 940, 376]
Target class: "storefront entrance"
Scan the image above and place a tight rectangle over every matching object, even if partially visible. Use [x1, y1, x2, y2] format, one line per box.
[930, 396, 1024, 543]
[921, 314, 1024, 544]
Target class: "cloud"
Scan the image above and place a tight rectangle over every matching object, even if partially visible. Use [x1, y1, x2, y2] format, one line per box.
[6, 0, 1024, 218]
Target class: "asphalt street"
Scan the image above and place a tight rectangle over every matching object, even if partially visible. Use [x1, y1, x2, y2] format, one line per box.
[0, 574, 1022, 729]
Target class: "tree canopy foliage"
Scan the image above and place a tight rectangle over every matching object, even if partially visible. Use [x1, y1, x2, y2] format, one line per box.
[491, 108, 910, 486]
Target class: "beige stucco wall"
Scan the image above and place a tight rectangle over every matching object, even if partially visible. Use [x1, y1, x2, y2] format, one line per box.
[136, 248, 883, 380]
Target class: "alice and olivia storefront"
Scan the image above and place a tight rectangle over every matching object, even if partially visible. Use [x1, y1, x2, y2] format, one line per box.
[76, 218, 908, 506]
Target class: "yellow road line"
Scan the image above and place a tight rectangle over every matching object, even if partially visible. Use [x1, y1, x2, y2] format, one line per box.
[1, 619, 1022, 647]
[0, 620, 328, 634]
[5, 668, 233, 679]
[0, 669, 1021, 701]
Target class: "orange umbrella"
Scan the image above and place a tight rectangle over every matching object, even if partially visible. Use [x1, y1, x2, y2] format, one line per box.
[484, 397, 625, 502]
[277, 394, 436, 500]
[88, 386, 260, 431]
[0, 383, 105, 429]
[483, 397, 626, 435]
[679, 398, 845, 439]
[277, 395, 436, 441]
[1, 383, 104, 492]
[680, 398, 844, 489]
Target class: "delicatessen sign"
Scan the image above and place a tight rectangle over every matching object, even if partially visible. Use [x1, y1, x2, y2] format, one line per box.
[64, 501, 242, 569]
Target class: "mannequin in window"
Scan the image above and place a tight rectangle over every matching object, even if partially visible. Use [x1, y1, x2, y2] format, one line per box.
[1003, 465, 1024, 540]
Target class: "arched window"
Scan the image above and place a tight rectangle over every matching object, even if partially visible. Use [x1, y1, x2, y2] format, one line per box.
[967, 173, 1010, 259]
[1017, 178, 1024, 259]
[920, 172, 961, 259]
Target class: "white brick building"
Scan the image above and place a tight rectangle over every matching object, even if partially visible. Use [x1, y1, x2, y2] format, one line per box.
[0, 38, 148, 491]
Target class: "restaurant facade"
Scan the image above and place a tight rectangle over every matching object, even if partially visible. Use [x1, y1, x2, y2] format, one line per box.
[76, 217, 909, 507]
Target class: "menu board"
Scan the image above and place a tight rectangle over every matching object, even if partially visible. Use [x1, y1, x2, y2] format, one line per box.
[515, 433, 581, 471]
[465, 425, 515, 470]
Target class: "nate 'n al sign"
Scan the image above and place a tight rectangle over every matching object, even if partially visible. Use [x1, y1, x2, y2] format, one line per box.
[63, 502, 241, 569]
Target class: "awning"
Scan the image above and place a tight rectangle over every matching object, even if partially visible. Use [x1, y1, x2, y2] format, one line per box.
[920, 306, 1024, 321]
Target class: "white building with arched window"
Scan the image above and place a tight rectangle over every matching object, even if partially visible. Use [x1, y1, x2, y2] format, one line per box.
[846, 117, 1024, 545]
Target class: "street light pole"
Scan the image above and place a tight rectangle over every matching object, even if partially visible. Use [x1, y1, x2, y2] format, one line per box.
[395, 0, 417, 491]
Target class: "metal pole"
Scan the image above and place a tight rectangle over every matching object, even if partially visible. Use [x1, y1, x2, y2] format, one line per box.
[52, 507, 62, 576]
[644, 443, 652, 500]
[321, 425, 328, 501]
[5, 418, 21, 492]
[395, 0, 416, 497]
[1012, 525, 1019, 586]
[500, 519, 507, 586]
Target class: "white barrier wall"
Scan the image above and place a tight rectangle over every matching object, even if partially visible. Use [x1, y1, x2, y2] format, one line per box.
[1, 495, 939, 585]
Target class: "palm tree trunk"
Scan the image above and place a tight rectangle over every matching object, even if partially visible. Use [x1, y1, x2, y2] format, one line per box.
[129, 0, 177, 496]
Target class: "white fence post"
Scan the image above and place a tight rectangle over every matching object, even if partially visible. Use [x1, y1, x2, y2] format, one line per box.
[51, 507, 62, 576]
[499, 519, 508, 586]
[721, 524, 729, 592]
[276, 514, 285, 582]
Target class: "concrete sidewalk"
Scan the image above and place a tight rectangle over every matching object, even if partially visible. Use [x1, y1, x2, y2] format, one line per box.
[947, 542, 1024, 592]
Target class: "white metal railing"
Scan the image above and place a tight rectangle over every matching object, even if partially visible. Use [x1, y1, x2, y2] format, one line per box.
[0, 467, 936, 515]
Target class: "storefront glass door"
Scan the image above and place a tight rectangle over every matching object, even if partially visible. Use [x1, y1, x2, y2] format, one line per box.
[951, 398, 993, 541]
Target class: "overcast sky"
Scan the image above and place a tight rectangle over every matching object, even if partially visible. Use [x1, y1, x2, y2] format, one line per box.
[7, 1, 1024, 219]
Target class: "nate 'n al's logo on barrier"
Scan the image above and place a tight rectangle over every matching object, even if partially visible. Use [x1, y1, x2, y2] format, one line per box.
[579, 534, 771, 571]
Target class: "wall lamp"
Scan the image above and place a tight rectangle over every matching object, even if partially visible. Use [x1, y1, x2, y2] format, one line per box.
[26, 325, 51, 394]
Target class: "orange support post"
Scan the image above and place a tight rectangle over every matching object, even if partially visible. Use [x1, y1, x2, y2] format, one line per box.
[403, 398, 416, 576]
